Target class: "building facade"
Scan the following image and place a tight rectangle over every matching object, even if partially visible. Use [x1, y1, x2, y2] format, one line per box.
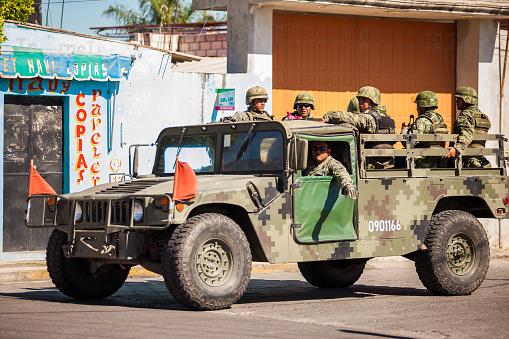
[0, 22, 269, 260]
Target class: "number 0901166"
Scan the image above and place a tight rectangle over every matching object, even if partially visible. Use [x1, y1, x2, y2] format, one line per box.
[368, 220, 401, 232]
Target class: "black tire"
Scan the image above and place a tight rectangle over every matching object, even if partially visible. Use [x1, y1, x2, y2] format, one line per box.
[162, 213, 252, 310]
[298, 259, 367, 288]
[415, 210, 490, 296]
[46, 229, 130, 300]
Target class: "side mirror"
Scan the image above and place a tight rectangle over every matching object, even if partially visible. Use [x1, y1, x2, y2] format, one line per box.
[289, 138, 308, 171]
[129, 144, 140, 178]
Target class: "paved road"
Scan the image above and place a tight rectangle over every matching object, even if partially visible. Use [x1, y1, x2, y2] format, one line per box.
[0, 258, 507, 338]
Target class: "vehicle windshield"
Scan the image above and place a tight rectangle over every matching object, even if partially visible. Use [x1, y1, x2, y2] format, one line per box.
[161, 135, 216, 174]
[157, 130, 284, 174]
[221, 130, 283, 172]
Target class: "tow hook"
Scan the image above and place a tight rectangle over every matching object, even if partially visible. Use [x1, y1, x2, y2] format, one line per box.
[62, 242, 74, 258]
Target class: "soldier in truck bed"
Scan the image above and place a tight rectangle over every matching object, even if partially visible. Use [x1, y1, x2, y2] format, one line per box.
[303, 141, 358, 199]
[320, 86, 396, 169]
[402, 90, 448, 168]
[444, 87, 491, 168]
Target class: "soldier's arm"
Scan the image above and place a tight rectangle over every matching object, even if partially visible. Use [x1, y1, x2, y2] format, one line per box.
[328, 159, 353, 190]
[230, 112, 249, 122]
[454, 112, 475, 154]
[323, 111, 376, 133]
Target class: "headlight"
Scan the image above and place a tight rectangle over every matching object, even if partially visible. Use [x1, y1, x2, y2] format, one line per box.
[133, 200, 144, 222]
[75, 202, 83, 222]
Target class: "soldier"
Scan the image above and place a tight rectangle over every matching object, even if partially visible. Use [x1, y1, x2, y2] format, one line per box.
[283, 93, 315, 120]
[444, 87, 491, 168]
[403, 91, 448, 168]
[347, 96, 360, 113]
[225, 86, 273, 122]
[320, 86, 396, 168]
[303, 141, 358, 199]
[320, 86, 394, 134]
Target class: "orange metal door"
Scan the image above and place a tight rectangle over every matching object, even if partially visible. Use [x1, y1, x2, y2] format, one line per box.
[273, 13, 456, 130]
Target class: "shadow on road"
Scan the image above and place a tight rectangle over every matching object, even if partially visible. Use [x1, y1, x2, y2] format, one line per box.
[0, 277, 429, 311]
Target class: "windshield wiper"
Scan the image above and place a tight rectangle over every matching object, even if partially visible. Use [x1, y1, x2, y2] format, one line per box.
[235, 123, 256, 161]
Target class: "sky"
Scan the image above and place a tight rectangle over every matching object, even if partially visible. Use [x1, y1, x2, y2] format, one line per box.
[41, 0, 193, 38]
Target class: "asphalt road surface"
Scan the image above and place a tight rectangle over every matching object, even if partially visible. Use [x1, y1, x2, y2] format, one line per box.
[0, 258, 507, 339]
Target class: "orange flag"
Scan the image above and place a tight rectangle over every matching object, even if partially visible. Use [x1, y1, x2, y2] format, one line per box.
[172, 157, 197, 201]
[29, 163, 57, 195]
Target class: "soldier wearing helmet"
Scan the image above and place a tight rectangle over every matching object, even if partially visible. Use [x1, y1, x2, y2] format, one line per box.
[444, 87, 491, 168]
[225, 86, 273, 122]
[320, 86, 396, 169]
[283, 93, 315, 120]
[321, 86, 394, 134]
[403, 91, 448, 168]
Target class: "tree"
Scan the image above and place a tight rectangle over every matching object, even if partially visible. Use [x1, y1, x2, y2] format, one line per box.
[0, 0, 34, 43]
[103, 0, 224, 27]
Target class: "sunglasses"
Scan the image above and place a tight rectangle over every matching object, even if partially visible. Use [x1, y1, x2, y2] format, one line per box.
[312, 146, 329, 152]
[297, 104, 311, 108]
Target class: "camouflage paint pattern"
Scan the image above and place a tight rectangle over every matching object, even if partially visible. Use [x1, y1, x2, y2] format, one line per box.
[27, 120, 509, 267]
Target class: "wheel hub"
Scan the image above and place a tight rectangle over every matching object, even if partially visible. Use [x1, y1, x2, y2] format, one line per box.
[446, 234, 474, 276]
[196, 240, 232, 286]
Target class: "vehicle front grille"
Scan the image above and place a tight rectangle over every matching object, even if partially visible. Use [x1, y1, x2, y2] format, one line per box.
[81, 199, 131, 226]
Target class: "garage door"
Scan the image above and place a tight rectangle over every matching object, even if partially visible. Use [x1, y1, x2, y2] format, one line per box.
[273, 13, 456, 130]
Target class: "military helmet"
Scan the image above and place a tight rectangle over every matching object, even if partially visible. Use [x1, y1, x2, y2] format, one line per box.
[246, 86, 269, 105]
[414, 91, 438, 109]
[356, 86, 381, 106]
[293, 93, 315, 110]
[347, 97, 360, 113]
[454, 86, 478, 105]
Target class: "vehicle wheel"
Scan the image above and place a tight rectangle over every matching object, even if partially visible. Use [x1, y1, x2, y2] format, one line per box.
[415, 210, 490, 295]
[46, 229, 130, 300]
[298, 259, 367, 288]
[162, 213, 252, 310]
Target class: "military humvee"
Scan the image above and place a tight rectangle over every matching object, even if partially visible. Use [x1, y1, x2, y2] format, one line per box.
[26, 120, 508, 310]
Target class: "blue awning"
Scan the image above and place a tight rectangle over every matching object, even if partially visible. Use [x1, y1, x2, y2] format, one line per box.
[0, 46, 131, 81]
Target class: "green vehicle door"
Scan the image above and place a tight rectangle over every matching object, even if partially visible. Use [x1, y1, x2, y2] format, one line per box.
[293, 135, 357, 243]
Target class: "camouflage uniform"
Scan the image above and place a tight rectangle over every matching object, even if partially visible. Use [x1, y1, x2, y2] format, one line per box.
[303, 156, 356, 198]
[403, 91, 448, 168]
[451, 87, 491, 168]
[347, 97, 360, 113]
[406, 109, 448, 168]
[283, 93, 315, 120]
[231, 109, 273, 121]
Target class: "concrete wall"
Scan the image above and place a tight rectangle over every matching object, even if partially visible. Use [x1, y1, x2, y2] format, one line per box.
[0, 23, 270, 261]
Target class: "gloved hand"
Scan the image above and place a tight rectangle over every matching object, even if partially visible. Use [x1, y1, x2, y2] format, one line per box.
[221, 116, 236, 123]
[342, 184, 358, 200]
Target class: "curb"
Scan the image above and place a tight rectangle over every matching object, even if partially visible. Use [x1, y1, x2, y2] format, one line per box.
[1, 249, 508, 283]
[0, 262, 300, 282]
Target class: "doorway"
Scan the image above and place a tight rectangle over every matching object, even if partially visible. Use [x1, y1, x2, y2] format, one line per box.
[3, 95, 63, 251]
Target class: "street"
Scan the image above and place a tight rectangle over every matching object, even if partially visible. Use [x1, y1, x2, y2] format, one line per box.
[0, 258, 507, 339]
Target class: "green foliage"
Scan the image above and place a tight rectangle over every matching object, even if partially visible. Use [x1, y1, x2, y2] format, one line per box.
[103, 0, 225, 27]
[0, 0, 34, 43]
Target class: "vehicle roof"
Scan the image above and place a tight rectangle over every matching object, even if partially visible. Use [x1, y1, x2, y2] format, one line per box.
[156, 120, 354, 141]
